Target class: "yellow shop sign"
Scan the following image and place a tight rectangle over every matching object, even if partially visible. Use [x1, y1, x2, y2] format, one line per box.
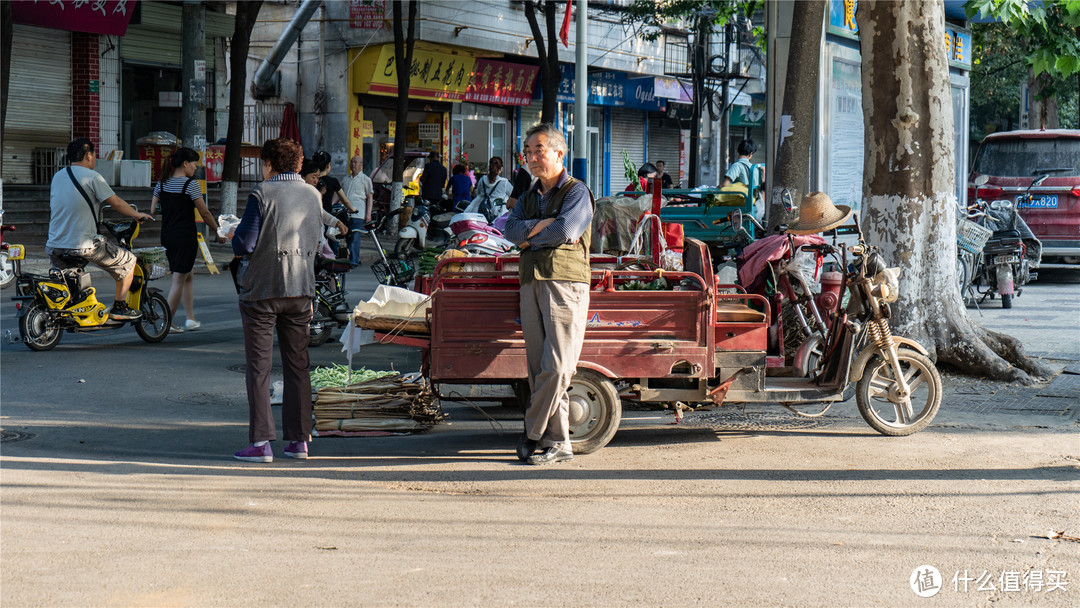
[352, 43, 476, 102]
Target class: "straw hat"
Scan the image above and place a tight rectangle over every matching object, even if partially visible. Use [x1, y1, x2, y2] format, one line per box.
[787, 191, 853, 235]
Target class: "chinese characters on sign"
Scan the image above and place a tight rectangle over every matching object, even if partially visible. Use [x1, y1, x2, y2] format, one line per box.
[465, 59, 539, 106]
[349, 0, 385, 29]
[10, 0, 135, 36]
[826, 0, 972, 69]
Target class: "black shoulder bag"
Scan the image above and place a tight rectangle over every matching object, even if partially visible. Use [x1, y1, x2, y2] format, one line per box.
[66, 167, 111, 241]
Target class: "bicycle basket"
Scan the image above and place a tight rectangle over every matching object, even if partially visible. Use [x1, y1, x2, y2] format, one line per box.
[956, 219, 992, 255]
[133, 246, 168, 280]
[371, 259, 415, 287]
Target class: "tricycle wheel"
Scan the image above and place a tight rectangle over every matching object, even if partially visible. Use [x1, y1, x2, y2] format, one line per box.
[567, 369, 621, 454]
[855, 348, 941, 436]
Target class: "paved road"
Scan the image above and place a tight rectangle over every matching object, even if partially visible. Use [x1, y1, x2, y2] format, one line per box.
[1, 262, 1077, 607]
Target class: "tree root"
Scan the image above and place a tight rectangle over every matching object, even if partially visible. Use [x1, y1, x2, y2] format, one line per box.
[931, 317, 1054, 385]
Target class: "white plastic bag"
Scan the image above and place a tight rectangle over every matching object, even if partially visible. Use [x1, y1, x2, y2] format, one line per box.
[217, 213, 240, 239]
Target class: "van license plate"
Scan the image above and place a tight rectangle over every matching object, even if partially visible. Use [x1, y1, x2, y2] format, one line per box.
[1021, 195, 1058, 208]
[994, 254, 1020, 265]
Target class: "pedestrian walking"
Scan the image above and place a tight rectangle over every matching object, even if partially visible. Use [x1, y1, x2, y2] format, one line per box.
[721, 139, 757, 188]
[448, 163, 473, 210]
[152, 147, 226, 334]
[419, 152, 448, 208]
[503, 123, 594, 466]
[342, 154, 374, 266]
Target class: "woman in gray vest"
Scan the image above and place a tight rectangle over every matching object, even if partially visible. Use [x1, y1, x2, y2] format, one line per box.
[503, 123, 594, 466]
[230, 138, 346, 463]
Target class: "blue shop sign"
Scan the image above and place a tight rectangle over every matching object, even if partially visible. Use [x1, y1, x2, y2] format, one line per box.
[544, 64, 665, 111]
[827, 0, 972, 70]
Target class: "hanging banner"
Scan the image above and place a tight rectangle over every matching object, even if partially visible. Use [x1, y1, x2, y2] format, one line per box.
[12, 0, 135, 36]
[654, 77, 693, 104]
[349, 0, 385, 29]
[465, 59, 539, 106]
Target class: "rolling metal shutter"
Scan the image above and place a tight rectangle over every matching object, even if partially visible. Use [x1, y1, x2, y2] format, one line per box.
[120, 3, 232, 68]
[610, 107, 644, 192]
[3, 25, 72, 184]
[648, 113, 682, 187]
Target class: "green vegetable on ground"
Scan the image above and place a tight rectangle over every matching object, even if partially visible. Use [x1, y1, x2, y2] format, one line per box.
[310, 364, 395, 389]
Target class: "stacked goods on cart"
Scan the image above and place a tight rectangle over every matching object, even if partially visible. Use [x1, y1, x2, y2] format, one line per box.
[352, 284, 431, 334]
[313, 372, 447, 436]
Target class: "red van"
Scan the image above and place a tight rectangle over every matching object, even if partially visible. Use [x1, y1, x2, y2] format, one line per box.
[968, 129, 1080, 264]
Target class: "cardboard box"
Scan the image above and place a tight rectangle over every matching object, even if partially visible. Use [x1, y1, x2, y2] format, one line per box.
[119, 160, 151, 187]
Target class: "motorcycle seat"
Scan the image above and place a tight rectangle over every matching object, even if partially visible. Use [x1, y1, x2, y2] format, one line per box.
[315, 255, 351, 274]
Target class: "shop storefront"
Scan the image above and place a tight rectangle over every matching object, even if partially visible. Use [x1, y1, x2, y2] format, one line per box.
[452, 59, 539, 174]
[822, 0, 971, 212]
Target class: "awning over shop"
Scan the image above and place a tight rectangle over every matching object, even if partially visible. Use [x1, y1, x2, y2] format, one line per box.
[11, 0, 135, 36]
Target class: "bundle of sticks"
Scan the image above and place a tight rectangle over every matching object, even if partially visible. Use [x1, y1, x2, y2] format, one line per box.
[313, 373, 447, 435]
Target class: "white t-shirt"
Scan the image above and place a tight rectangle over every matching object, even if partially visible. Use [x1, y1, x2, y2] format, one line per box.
[342, 171, 374, 218]
[46, 165, 116, 250]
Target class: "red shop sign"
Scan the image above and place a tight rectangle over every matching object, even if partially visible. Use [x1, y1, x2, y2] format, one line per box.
[12, 0, 136, 36]
[465, 60, 539, 106]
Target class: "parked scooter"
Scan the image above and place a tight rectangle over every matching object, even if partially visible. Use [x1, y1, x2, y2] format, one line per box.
[449, 212, 516, 255]
[0, 213, 24, 289]
[6, 219, 171, 351]
[963, 195, 1041, 309]
[309, 255, 353, 346]
[394, 197, 454, 263]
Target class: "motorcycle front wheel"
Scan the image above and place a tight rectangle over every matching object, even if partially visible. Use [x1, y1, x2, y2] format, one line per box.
[135, 290, 171, 343]
[309, 301, 333, 347]
[856, 348, 941, 436]
[20, 302, 62, 351]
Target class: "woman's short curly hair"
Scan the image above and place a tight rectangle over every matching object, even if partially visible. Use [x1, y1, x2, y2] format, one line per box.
[260, 138, 304, 174]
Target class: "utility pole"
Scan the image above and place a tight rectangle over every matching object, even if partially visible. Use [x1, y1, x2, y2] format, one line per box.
[181, 1, 206, 173]
[572, 0, 587, 183]
[689, 17, 707, 188]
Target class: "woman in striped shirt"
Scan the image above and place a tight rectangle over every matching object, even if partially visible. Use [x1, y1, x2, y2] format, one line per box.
[152, 148, 226, 334]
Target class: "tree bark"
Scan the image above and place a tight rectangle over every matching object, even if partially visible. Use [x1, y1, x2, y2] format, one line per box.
[391, 0, 418, 215]
[856, 1, 1049, 383]
[221, 0, 263, 215]
[524, 1, 560, 125]
[768, 0, 824, 231]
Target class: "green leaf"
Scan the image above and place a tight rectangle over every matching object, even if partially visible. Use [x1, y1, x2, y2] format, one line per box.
[1055, 54, 1080, 77]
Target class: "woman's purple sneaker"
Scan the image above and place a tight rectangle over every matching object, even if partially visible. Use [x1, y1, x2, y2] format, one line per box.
[284, 441, 308, 459]
[234, 443, 273, 463]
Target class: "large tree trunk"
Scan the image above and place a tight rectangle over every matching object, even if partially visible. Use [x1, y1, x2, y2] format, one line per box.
[524, 1, 560, 125]
[221, 1, 263, 215]
[856, 1, 1049, 383]
[769, 0, 825, 230]
[391, 0, 418, 216]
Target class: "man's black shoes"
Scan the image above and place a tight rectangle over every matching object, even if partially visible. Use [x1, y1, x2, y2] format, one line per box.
[527, 446, 574, 466]
[516, 433, 538, 462]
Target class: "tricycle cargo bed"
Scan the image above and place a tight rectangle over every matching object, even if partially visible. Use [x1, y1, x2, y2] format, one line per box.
[431, 286, 712, 381]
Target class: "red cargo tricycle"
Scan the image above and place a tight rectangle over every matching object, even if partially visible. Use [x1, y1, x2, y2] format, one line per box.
[375, 223, 941, 454]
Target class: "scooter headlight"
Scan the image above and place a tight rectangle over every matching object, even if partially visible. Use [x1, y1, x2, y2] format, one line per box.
[870, 267, 901, 303]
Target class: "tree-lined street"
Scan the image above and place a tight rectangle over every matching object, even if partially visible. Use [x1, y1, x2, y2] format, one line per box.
[1, 262, 1077, 606]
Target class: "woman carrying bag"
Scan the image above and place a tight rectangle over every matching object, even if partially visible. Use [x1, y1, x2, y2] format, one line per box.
[153, 147, 226, 333]
[469, 156, 512, 221]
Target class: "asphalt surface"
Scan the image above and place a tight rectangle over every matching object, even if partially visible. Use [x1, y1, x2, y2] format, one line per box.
[1, 247, 1078, 607]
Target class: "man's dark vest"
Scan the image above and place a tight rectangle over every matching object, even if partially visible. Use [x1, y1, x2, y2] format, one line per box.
[518, 176, 592, 284]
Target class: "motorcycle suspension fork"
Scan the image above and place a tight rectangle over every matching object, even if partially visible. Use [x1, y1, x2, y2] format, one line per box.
[866, 317, 914, 422]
